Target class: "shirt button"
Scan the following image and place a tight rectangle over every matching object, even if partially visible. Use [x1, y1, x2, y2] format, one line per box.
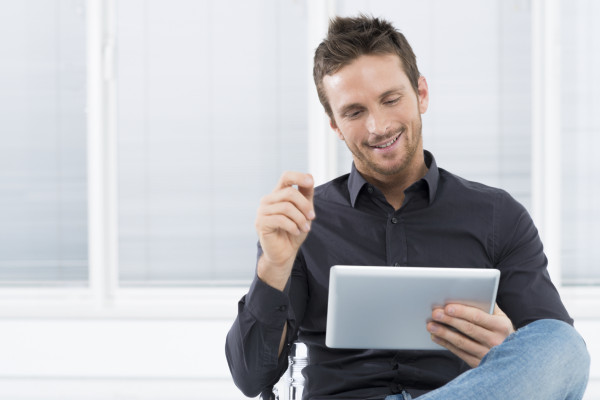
[391, 217, 398, 224]
[278, 305, 287, 312]
[367, 186, 374, 194]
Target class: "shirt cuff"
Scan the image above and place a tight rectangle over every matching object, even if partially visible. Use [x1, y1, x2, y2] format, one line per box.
[245, 274, 292, 327]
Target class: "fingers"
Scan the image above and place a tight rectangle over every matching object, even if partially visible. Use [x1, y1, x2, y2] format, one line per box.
[427, 319, 490, 367]
[255, 172, 316, 291]
[431, 304, 513, 345]
[262, 186, 315, 222]
[256, 171, 316, 244]
[275, 171, 314, 188]
[426, 303, 515, 368]
[260, 201, 311, 236]
[276, 171, 315, 204]
[259, 214, 305, 237]
[258, 172, 316, 235]
[429, 333, 483, 368]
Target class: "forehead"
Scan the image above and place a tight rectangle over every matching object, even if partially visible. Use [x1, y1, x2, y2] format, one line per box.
[322, 54, 412, 111]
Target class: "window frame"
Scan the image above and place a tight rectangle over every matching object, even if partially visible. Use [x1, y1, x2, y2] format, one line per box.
[0, 0, 244, 320]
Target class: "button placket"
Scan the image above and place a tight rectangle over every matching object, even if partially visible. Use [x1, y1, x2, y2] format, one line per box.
[386, 212, 404, 266]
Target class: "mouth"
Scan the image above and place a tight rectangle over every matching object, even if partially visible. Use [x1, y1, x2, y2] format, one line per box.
[370, 131, 402, 149]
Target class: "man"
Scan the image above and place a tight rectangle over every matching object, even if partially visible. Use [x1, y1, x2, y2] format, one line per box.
[226, 15, 590, 400]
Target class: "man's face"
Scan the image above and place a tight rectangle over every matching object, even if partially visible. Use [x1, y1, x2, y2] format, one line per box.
[323, 54, 429, 181]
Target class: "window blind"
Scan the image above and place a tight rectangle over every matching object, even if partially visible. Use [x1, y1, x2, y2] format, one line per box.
[560, 0, 600, 284]
[116, 0, 308, 284]
[0, 1, 87, 284]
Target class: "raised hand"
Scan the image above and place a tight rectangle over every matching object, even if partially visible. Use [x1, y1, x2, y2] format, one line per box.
[255, 171, 315, 291]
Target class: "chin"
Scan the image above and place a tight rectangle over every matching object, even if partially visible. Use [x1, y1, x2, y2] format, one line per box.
[370, 163, 409, 177]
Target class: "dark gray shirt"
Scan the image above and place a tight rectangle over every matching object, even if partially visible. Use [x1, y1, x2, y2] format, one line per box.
[225, 151, 573, 400]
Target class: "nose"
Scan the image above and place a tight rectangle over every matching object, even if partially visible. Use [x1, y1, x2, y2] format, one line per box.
[365, 108, 390, 136]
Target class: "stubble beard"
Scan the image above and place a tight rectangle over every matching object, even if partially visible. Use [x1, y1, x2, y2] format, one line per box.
[351, 118, 423, 178]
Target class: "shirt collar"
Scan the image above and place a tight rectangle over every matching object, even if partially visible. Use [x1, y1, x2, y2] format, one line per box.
[347, 150, 439, 207]
[422, 150, 439, 205]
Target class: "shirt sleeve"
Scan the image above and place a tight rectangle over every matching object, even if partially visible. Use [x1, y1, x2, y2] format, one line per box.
[225, 247, 307, 397]
[493, 190, 573, 329]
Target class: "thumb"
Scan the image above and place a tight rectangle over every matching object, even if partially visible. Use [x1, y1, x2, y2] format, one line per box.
[493, 303, 506, 316]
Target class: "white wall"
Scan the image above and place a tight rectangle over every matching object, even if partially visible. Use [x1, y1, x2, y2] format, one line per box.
[0, 288, 596, 400]
[0, 319, 240, 399]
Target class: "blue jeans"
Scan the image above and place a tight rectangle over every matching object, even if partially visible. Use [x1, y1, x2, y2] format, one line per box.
[385, 319, 590, 400]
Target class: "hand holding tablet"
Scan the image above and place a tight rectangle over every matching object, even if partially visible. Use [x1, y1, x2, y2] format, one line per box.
[427, 301, 515, 367]
[325, 266, 501, 351]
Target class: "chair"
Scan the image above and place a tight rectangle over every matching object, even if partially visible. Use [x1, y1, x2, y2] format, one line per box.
[260, 342, 308, 400]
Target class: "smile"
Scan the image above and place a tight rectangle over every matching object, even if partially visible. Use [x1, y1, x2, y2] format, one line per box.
[372, 133, 401, 149]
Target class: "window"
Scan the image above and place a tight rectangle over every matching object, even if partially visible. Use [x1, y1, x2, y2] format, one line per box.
[1, 0, 598, 293]
[560, 0, 600, 285]
[0, 1, 87, 285]
[115, 0, 308, 285]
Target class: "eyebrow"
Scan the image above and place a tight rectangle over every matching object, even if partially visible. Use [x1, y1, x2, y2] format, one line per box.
[336, 86, 408, 116]
[378, 86, 407, 100]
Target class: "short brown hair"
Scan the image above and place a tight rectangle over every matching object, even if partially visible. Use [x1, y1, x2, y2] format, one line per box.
[313, 15, 421, 119]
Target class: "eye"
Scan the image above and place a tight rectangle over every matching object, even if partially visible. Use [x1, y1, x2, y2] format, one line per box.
[384, 97, 401, 106]
[344, 109, 363, 119]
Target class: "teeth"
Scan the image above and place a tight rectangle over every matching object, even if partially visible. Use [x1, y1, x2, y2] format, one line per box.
[375, 135, 398, 148]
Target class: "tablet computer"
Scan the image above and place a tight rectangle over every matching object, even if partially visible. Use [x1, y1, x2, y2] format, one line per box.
[325, 265, 500, 350]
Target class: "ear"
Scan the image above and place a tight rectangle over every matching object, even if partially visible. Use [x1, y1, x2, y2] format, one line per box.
[417, 76, 429, 114]
[330, 118, 345, 141]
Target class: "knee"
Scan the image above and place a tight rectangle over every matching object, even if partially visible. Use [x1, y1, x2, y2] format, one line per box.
[472, 319, 591, 399]
[522, 319, 590, 384]
[558, 321, 590, 379]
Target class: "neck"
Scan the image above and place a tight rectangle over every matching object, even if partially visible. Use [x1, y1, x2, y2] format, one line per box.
[360, 155, 428, 210]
